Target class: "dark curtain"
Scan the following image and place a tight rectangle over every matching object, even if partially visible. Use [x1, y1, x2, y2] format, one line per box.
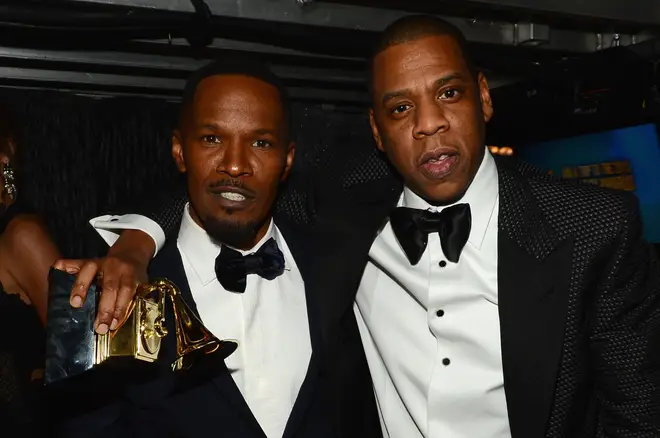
[0, 88, 375, 258]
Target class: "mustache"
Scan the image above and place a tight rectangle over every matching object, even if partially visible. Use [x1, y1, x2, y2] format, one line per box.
[207, 179, 257, 197]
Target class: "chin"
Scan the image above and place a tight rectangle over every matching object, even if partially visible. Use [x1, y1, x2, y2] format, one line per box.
[425, 186, 465, 206]
[217, 204, 253, 216]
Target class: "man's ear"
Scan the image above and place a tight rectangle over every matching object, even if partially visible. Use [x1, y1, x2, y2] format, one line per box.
[369, 108, 385, 152]
[281, 141, 296, 182]
[172, 130, 186, 173]
[477, 72, 494, 123]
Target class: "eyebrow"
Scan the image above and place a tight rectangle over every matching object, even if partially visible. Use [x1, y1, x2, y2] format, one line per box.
[197, 123, 222, 131]
[253, 128, 277, 136]
[381, 73, 465, 105]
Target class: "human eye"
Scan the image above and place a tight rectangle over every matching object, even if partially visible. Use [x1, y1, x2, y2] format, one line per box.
[252, 139, 273, 148]
[439, 88, 461, 102]
[202, 135, 222, 144]
[391, 104, 411, 115]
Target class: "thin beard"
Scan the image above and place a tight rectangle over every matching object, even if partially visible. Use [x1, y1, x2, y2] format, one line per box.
[202, 216, 262, 249]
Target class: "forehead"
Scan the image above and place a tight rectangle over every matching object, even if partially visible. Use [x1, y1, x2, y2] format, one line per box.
[191, 75, 284, 125]
[372, 35, 469, 93]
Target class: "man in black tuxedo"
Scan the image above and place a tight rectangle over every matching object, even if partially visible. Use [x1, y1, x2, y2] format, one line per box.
[55, 60, 380, 438]
[63, 15, 660, 438]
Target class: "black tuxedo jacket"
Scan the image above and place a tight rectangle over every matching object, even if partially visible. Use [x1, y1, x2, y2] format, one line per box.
[58, 218, 381, 438]
[130, 154, 660, 437]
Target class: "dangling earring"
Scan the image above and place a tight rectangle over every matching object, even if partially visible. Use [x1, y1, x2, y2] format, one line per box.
[2, 162, 17, 201]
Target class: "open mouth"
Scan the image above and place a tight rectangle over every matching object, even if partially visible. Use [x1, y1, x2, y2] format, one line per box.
[209, 186, 255, 205]
[219, 192, 247, 202]
[419, 150, 459, 179]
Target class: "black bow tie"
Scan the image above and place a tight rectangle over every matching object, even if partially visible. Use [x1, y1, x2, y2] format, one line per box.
[390, 204, 472, 266]
[214, 238, 285, 293]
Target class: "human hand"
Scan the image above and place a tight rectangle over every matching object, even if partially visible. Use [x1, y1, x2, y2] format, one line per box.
[53, 230, 155, 334]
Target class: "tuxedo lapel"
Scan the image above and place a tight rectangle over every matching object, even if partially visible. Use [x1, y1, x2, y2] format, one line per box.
[149, 242, 193, 370]
[496, 160, 573, 438]
[310, 176, 402, 345]
[151, 242, 197, 313]
[150, 242, 264, 437]
[275, 218, 323, 438]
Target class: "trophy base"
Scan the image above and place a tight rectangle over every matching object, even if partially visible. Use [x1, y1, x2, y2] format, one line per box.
[45, 269, 163, 385]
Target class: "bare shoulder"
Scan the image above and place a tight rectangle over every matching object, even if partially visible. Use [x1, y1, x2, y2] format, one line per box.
[4, 213, 51, 238]
[1, 213, 55, 252]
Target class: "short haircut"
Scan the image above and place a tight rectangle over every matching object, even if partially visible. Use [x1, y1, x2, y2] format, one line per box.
[369, 15, 478, 95]
[179, 58, 292, 139]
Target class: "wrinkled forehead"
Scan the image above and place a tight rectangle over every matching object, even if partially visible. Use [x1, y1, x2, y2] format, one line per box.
[372, 35, 469, 94]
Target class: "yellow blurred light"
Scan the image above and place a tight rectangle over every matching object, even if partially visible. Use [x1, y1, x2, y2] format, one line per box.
[489, 146, 514, 156]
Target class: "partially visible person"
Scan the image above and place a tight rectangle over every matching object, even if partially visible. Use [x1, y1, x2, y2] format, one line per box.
[0, 104, 62, 436]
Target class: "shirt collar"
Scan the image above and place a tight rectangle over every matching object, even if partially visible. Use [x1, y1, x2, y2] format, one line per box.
[177, 204, 280, 286]
[400, 148, 498, 249]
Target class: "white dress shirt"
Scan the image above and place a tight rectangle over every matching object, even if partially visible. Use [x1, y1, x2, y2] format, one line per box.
[90, 205, 312, 438]
[354, 151, 511, 438]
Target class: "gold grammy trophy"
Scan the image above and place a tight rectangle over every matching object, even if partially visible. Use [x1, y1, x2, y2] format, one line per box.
[98, 278, 238, 371]
[44, 269, 238, 384]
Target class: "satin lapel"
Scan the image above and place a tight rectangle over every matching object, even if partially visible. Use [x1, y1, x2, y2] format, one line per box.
[311, 176, 402, 345]
[148, 242, 192, 370]
[151, 242, 198, 315]
[150, 242, 264, 437]
[496, 161, 574, 438]
[275, 219, 323, 438]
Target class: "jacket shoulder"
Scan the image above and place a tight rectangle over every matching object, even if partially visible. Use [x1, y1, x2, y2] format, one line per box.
[511, 159, 638, 242]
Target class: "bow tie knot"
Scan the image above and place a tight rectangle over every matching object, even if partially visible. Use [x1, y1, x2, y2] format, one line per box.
[390, 203, 472, 265]
[215, 238, 285, 293]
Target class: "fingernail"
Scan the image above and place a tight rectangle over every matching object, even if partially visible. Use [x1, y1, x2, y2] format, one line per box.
[110, 318, 119, 331]
[70, 296, 82, 308]
[97, 324, 109, 335]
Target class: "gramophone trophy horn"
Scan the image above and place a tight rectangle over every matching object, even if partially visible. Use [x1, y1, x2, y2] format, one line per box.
[150, 279, 238, 371]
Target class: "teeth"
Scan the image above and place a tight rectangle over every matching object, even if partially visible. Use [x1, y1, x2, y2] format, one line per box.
[220, 192, 246, 202]
[428, 154, 450, 163]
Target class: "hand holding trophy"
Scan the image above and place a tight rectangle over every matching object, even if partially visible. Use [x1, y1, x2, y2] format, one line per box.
[45, 260, 237, 384]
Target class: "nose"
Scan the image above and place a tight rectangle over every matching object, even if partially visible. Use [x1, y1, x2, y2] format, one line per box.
[216, 140, 252, 178]
[413, 99, 449, 140]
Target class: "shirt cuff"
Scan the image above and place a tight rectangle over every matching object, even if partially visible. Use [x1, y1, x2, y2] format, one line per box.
[88, 214, 166, 257]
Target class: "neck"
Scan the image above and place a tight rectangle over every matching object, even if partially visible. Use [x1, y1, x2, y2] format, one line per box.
[230, 220, 270, 251]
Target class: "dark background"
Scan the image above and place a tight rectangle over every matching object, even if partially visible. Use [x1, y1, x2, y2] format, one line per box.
[0, 89, 376, 258]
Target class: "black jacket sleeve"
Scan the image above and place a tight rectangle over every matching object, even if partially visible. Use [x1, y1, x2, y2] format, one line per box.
[591, 194, 660, 436]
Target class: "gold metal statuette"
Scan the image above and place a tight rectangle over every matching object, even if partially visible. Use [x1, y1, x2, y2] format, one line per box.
[142, 278, 238, 371]
[44, 269, 238, 384]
